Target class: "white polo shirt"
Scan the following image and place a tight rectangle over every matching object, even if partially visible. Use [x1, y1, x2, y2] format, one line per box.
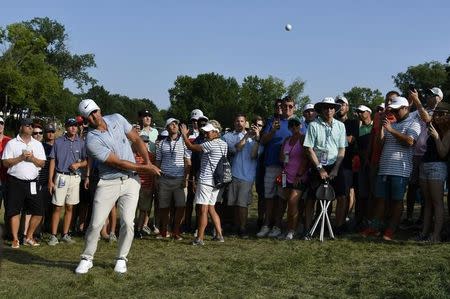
[2, 135, 46, 180]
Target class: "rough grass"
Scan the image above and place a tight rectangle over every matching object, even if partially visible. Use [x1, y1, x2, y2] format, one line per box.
[1, 228, 450, 298]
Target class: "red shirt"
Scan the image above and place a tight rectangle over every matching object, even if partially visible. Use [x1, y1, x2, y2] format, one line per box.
[0, 135, 12, 182]
[369, 112, 396, 166]
[135, 152, 155, 189]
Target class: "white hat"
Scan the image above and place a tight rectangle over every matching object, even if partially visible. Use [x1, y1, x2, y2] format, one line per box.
[429, 87, 444, 100]
[0, 116, 4, 122]
[201, 123, 220, 132]
[314, 97, 342, 112]
[356, 105, 372, 113]
[79, 99, 100, 118]
[165, 118, 179, 128]
[160, 130, 169, 137]
[335, 96, 348, 105]
[388, 96, 409, 109]
[190, 109, 208, 121]
[303, 103, 315, 112]
[377, 103, 385, 109]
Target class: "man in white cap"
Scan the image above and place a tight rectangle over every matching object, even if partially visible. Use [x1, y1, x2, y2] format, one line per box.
[303, 97, 347, 237]
[362, 96, 420, 240]
[188, 109, 208, 141]
[301, 103, 317, 134]
[75, 99, 161, 274]
[155, 118, 191, 240]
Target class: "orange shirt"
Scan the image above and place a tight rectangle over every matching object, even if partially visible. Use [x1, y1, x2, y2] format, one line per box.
[135, 152, 155, 189]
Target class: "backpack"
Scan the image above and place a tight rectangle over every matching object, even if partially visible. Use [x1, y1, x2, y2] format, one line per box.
[208, 145, 232, 189]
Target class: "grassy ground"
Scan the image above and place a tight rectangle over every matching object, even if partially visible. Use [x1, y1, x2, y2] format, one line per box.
[1, 207, 450, 298]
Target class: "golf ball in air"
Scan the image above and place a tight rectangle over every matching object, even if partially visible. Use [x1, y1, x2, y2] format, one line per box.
[285, 24, 292, 31]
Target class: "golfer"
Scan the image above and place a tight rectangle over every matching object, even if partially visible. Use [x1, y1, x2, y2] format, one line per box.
[75, 99, 160, 274]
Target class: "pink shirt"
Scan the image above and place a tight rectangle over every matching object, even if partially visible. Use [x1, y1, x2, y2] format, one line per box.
[282, 137, 304, 183]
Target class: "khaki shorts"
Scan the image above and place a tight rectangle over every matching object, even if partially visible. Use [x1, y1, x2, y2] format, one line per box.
[227, 178, 253, 207]
[137, 188, 153, 211]
[52, 173, 81, 206]
[158, 176, 187, 208]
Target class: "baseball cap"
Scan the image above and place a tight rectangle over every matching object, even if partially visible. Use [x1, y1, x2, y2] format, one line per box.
[165, 118, 180, 127]
[65, 118, 78, 126]
[388, 97, 409, 109]
[377, 103, 385, 110]
[429, 87, 444, 100]
[201, 123, 219, 132]
[79, 99, 100, 118]
[303, 104, 315, 112]
[0, 117, 4, 123]
[355, 105, 372, 113]
[138, 109, 152, 118]
[45, 124, 56, 132]
[335, 96, 348, 105]
[190, 109, 208, 121]
[160, 130, 169, 137]
[20, 118, 33, 126]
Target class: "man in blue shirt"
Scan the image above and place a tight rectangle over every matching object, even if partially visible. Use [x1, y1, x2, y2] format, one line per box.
[75, 99, 160, 275]
[257, 96, 294, 238]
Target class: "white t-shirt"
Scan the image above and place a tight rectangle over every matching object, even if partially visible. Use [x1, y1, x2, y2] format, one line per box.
[2, 135, 46, 180]
[199, 138, 228, 182]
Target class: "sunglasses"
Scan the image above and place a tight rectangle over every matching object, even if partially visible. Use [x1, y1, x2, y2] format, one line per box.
[283, 105, 295, 109]
[33, 131, 43, 135]
[255, 123, 264, 127]
[323, 106, 336, 110]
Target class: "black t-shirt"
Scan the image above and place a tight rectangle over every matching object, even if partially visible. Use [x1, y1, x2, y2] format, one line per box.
[342, 118, 359, 169]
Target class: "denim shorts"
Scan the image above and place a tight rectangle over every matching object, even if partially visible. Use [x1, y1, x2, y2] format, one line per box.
[374, 175, 409, 201]
[419, 162, 447, 181]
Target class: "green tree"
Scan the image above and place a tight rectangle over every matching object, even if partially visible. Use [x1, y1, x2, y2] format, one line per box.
[22, 17, 97, 90]
[286, 77, 310, 114]
[342, 87, 384, 112]
[392, 61, 448, 96]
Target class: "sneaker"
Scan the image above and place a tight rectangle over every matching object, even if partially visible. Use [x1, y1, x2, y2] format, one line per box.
[134, 230, 143, 239]
[11, 239, 20, 249]
[152, 225, 160, 235]
[47, 235, 59, 246]
[212, 235, 225, 243]
[24, 238, 40, 247]
[383, 228, 394, 241]
[75, 259, 93, 274]
[142, 225, 152, 236]
[193, 229, 198, 238]
[173, 234, 183, 241]
[109, 233, 118, 243]
[114, 259, 127, 274]
[192, 238, 205, 246]
[303, 234, 312, 241]
[414, 233, 430, 242]
[285, 230, 295, 240]
[268, 226, 282, 238]
[61, 234, 76, 244]
[256, 225, 270, 238]
[360, 227, 380, 238]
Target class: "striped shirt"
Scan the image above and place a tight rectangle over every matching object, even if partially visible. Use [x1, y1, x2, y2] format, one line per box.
[156, 136, 191, 177]
[378, 115, 421, 177]
[199, 138, 228, 181]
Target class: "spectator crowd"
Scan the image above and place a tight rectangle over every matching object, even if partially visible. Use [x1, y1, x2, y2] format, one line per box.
[0, 87, 449, 273]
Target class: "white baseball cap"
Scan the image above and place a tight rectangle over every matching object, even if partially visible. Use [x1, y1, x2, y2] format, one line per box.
[79, 99, 100, 118]
[335, 96, 348, 105]
[356, 105, 372, 113]
[190, 109, 208, 121]
[303, 103, 315, 112]
[160, 130, 169, 137]
[165, 118, 180, 128]
[429, 87, 444, 100]
[0, 116, 4, 122]
[388, 97, 409, 109]
[201, 123, 220, 132]
[377, 103, 385, 109]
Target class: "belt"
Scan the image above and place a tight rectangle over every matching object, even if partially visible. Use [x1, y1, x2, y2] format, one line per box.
[161, 173, 183, 179]
[107, 172, 138, 181]
[57, 171, 79, 176]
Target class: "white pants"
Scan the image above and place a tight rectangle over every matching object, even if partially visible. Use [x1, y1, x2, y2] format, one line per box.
[80, 175, 140, 261]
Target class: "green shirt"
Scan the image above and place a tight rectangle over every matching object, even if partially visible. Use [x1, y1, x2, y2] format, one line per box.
[303, 116, 347, 166]
[140, 127, 158, 154]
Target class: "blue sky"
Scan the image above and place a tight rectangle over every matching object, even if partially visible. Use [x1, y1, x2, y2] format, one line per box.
[1, 0, 449, 109]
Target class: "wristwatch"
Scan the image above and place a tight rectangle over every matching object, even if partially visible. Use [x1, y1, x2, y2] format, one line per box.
[316, 164, 323, 171]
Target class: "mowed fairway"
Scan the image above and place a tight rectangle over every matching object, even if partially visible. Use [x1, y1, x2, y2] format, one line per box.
[1, 201, 450, 298]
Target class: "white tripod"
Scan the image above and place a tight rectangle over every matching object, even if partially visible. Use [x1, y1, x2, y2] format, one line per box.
[308, 199, 335, 242]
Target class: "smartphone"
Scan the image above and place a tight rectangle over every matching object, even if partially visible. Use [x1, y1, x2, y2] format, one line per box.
[408, 84, 416, 92]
